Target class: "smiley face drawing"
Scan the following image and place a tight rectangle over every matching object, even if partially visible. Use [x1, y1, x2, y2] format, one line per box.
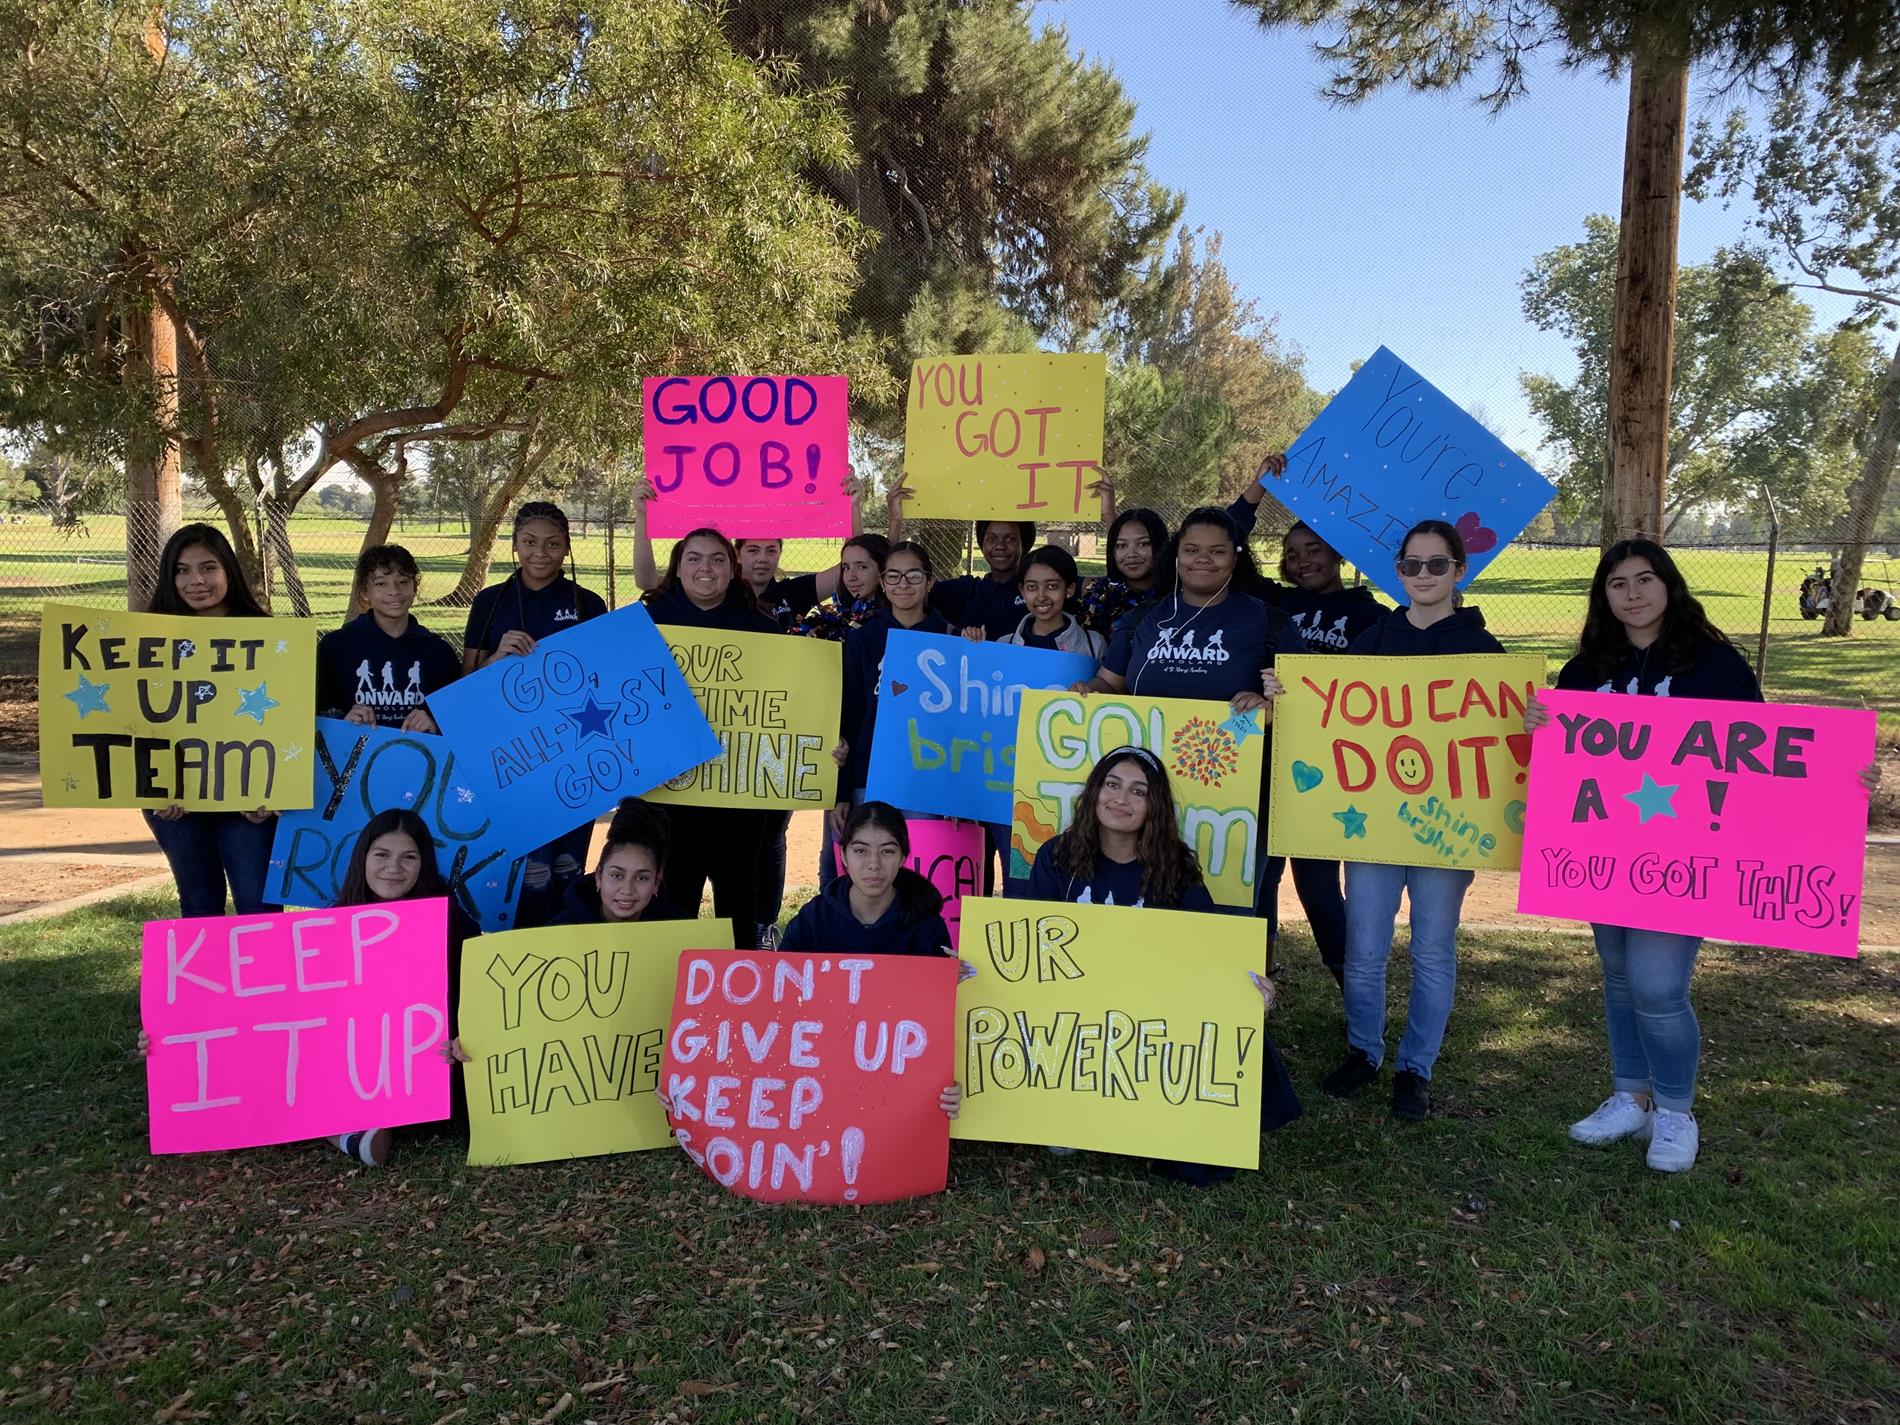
[1392, 744, 1429, 789]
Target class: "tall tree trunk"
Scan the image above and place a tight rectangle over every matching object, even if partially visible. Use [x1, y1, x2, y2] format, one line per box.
[122, 285, 182, 609]
[1603, 39, 1689, 545]
[262, 491, 310, 618]
[1822, 335, 1900, 637]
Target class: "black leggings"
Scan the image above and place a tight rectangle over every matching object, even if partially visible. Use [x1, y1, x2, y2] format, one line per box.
[666, 805, 774, 950]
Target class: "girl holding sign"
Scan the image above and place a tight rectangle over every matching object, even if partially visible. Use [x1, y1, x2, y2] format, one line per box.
[137, 808, 472, 1168]
[142, 524, 281, 918]
[549, 797, 689, 927]
[1264, 522, 1389, 988]
[1524, 539, 1879, 1174]
[1079, 506, 1303, 931]
[1023, 747, 1215, 911]
[461, 501, 609, 925]
[782, 801, 955, 957]
[641, 527, 781, 950]
[998, 547, 1108, 659]
[1274, 518, 1505, 1124]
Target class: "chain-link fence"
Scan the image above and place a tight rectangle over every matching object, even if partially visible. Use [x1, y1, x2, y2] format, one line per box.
[4, 490, 1896, 718]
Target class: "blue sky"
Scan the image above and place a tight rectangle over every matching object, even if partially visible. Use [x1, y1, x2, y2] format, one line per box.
[1040, 1, 1852, 457]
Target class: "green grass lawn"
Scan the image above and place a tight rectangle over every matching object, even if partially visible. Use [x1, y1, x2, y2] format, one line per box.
[4, 513, 1898, 719]
[3, 892, 1896, 1423]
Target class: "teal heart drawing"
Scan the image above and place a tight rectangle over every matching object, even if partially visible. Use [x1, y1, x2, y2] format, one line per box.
[1291, 760, 1324, 793]
[1504, 799, 1526, 834]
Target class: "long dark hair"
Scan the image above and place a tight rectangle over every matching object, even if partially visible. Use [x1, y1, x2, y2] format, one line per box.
[1020, 545, 1082, 612]
[840, 532, 891, 607]
[335, 809, 451, 907]
[1105, 508, 1169, 584]
[597, 797, 669, 877]
[148, 523, 266, 617]
[1575, 538, 1733, 681]
[1154, 506, 1270, 601]
[839, 801, 943, 926]
[1052, 747, 1205, 908]
[644, 526, 762, 613]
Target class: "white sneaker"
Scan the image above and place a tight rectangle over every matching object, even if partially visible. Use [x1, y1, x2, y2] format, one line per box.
[1569, 1092, 1653, 1146]
[1646, 1109, 1699, 1173]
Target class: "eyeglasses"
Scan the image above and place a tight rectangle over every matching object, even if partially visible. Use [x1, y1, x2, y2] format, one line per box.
[1396, 556, 1455, 576]
[881, 569, 928, 586]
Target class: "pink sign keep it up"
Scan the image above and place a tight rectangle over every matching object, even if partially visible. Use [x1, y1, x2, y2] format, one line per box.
[1517, 692, 1874, 957]
[141, 899, 452, 1153]
[643, 375, 852, 539]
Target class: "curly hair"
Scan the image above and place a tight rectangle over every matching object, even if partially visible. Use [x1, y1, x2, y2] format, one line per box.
[1051, 748, 1206, 908]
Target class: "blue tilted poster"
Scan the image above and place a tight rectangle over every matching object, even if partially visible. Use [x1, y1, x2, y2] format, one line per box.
[864, 631, 1097, 823]
[428, 603, 721, 851]
[1269, 346, 1556, 601]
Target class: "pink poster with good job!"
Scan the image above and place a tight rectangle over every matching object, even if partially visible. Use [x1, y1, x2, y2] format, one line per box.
[1516, 692, 1874, 957]
[141, 899, 452, 1153]
[642, 375, 852, 539]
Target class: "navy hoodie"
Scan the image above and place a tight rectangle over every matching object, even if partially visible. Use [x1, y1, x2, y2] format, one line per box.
[463, 572, 607, 655]
[930, 570, 1027, 641]
[1557, 636, 1762, 702]
[1278, 585, 1387, 655]
[1024, 839, 1216, 911]
[841, 607, 951, 792]
[759, 572, 822, 632]
[545, 877, 691, 927]
[643, 583, 779, 635]
[778, 875, 953, 957]
[1348, 605, 1504, 657]
[316, 612, 461, 728]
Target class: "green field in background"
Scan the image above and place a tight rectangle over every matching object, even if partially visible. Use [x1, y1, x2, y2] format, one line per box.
[3, 511, 1897, 714]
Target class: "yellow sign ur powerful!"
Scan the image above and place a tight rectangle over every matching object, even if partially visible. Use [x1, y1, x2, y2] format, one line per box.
[1010, 691, 1264, 908]
[949, 897, 1266, 1169]
[901, 353, 1107, 520]
[460, 920, 733, 1167]
[1268, 652, 1544, 870]
[38, 603, 316, 809]
[648, 629, 841, 811]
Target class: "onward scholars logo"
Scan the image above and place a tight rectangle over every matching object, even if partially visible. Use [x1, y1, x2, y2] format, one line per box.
[1145, 626, 1230, 667]
[354, 660, 429, 713]
[1289, 611, 1353, 651]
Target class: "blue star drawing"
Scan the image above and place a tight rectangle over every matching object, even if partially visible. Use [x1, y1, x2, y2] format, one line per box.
[1333, 805, 1368, 839]
[561, 691, 621, 744]
[1623, 773, 1679, 825]
[234, 682, 280, 724]
[1220, 708, 1264, 744]
[274, 638, 289, 654]
[62, 674, 112, 719]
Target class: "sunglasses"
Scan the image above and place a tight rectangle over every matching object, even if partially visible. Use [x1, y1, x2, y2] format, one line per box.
[1396, 556, 1456, 576]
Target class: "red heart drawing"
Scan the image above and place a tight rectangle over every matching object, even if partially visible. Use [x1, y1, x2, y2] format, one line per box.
[1454, 510, 1499, 555]
[889, 681, 908, 697]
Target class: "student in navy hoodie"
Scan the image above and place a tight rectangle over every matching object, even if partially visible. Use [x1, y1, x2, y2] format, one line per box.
[317, 545, 461, 732]
[548, 797, 690, 927]
[462, 501, 609, 925]
[1262, 521, 1388, 987]
[782, 801, 955, 956]
[641, 526, 782, 950]
[1023, 747, 1215, 910]
[1524, 539, 1880, 1175]
[998, 546, 1108, 658]
[826, 541, 951, 891]
[1272, 519, 1504, 1124]
[888, 484, 1034, 640]
[1079, 505, 1303, 927]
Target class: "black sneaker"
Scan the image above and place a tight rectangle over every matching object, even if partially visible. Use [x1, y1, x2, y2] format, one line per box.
[1322, 1049, 1380, 1098]
[1391, 1070, 1431, 1121]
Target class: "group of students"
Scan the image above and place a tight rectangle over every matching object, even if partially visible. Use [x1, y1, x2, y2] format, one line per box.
[128, 464, 1878, 1181]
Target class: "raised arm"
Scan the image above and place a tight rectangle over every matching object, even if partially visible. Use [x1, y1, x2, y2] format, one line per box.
[630, 476, 661, 592]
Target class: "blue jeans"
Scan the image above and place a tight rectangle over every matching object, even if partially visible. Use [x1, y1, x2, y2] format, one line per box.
[1342, 861, 1472, 1079]
[143, 811, 279, 918]
[1592, 924, 1702, 1113]
[1265, 856, 1348, 981]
